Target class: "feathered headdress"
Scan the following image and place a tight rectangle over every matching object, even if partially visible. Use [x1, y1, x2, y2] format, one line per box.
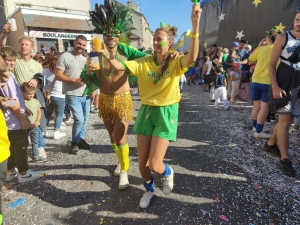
[89, 0, 135, 37]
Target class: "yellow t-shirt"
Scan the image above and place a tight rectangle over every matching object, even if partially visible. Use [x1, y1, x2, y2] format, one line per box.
[0, 111, 10, 163]
[249, 44, 278, 85]
[25, 98, 42, 124]
[13, 58, 43, 85]
[123, 56, 188, 106]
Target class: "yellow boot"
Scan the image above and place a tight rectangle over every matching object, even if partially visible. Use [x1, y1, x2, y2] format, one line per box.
[115, 143, 130, 189]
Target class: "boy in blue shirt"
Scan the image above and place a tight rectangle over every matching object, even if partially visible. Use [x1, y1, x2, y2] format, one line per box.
[211, 65, 229, 110]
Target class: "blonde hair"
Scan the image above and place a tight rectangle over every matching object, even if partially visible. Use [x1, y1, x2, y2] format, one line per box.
[0, 46, 19, 60]
[20, 82, 36, 93]
[18, 36, 34, 47]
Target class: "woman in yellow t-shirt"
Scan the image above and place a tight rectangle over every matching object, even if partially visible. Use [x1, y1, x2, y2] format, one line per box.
[89, 3, 201, 209]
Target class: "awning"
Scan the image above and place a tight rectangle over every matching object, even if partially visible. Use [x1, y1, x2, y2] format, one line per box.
[23, 14, 92, 31]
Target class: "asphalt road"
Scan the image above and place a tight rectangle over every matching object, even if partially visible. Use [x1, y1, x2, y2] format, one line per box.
[2, 84, 300, 225]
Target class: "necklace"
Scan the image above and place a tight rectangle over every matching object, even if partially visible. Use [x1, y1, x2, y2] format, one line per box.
[102, 51, 118, 79]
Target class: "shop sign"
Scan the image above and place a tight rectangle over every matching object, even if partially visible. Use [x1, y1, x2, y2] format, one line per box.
[29, 31, 92, 40]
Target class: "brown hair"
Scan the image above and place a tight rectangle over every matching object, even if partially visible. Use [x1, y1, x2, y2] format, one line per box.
[20, 82, 36, 93]
[214, 64, 223, 74]
[40, 43, 45, 48]
[48, 52, 61, 73]
[267, 30, 280, 43]
[155, 26, 177, 82]
[18, 36, 35, 47]
[0, 46, 19, 60]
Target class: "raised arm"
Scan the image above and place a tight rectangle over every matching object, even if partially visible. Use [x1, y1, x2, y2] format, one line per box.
[0, 23, 11, 47]
[98, 46, 126, 71]
[181, 3, 201, 68]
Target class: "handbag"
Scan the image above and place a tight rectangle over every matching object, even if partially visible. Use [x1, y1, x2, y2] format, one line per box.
[43, 78, 56, 106]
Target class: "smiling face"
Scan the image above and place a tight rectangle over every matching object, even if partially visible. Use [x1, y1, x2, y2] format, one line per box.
[103, 35, 119, 50]
[73, 38, 87, 55]
[153, 30, 172, 55]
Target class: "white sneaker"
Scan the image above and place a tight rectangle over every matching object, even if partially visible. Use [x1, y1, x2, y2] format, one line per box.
[162, 167, 174, 195]
[61, 122, 66, 127]
[139, 191, 154, 209]
[17, 169, 43, 183]
[254, 131, 271, 139]
[6, 168, 18, 181]
[54, 131, 66, 140]
[60, 126, 66, 131]
[44, 131, 50, 138]
[118, 171, 129, 189]
[289, 127, 299, 134]
[114, 163, 121, 176]
[252, 127, 270, 132]
[38, 147, 47, 158]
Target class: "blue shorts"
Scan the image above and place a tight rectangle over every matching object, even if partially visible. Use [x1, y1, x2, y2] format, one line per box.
[251, 82, 270, 103]
[187, 68, 196, 77]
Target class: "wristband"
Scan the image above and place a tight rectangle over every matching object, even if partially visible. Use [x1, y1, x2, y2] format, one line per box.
[2, 31, 9, 35]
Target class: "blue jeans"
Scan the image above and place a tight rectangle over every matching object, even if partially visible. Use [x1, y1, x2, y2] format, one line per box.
[29, 126, 45, 158]
[64, 103, 71, 118]
[65, 95, 90, 143]
[179, 82, 184, 93]
[46, 96, 65, 130]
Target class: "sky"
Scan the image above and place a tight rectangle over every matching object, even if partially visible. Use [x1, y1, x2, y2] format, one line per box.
[90, 0, 193, 41]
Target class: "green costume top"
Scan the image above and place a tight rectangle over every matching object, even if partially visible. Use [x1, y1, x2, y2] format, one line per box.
[81, 42, 147, 96]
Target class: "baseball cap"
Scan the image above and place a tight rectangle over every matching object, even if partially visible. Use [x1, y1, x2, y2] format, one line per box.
[231, 42, 239, 47]
[232, 62, 241, 68]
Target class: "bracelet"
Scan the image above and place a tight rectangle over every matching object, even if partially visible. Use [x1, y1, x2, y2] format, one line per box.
[186, 29, 199, 38]
[2, 31, 9, 35]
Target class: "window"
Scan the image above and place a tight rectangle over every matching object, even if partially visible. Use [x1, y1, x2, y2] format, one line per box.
[54, 8, 67, 12]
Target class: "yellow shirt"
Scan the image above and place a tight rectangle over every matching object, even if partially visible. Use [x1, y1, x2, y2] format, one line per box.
[13, 58, 43, 85]
[0, 111, 10, 163]
[249, 44, 278, 85]
[123, 56, 188, 106]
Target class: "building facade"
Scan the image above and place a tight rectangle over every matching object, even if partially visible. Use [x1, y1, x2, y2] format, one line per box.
[3, 0, 153, 53]
[3, 0, 92, 52]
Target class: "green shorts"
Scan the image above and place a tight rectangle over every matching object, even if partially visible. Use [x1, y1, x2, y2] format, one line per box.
[133, 103, 179, 141]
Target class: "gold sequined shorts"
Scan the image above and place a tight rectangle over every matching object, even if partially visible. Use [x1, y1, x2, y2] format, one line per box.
[98, 92, 133, 123]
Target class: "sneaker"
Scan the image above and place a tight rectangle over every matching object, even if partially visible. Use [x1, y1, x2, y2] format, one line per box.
[44, 131, 50, 138]
[69, 142, 79, 155]
[6, 168, 18, 182]
[263, 142, 281, 158]
[38, 147, 47, 158]
[54, 131, 66, 140]
[114, 163, 121, 177]
[279, 158, 296, 177]
[254, 131, 271, 139]
[289, 127, 299, 134]
[60, 125, 66, 131]
[162, 167, 174, 195]
[139, 191, 154, 209]
[118, 171, 129, 189]
[32, 156, 47, 162]
[78, 139, 90, 150]
[252, 127, 270, 132]
[90, 108, 99, 113]
[17, 169, 43, 183]
[63, 116, 72, 123]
